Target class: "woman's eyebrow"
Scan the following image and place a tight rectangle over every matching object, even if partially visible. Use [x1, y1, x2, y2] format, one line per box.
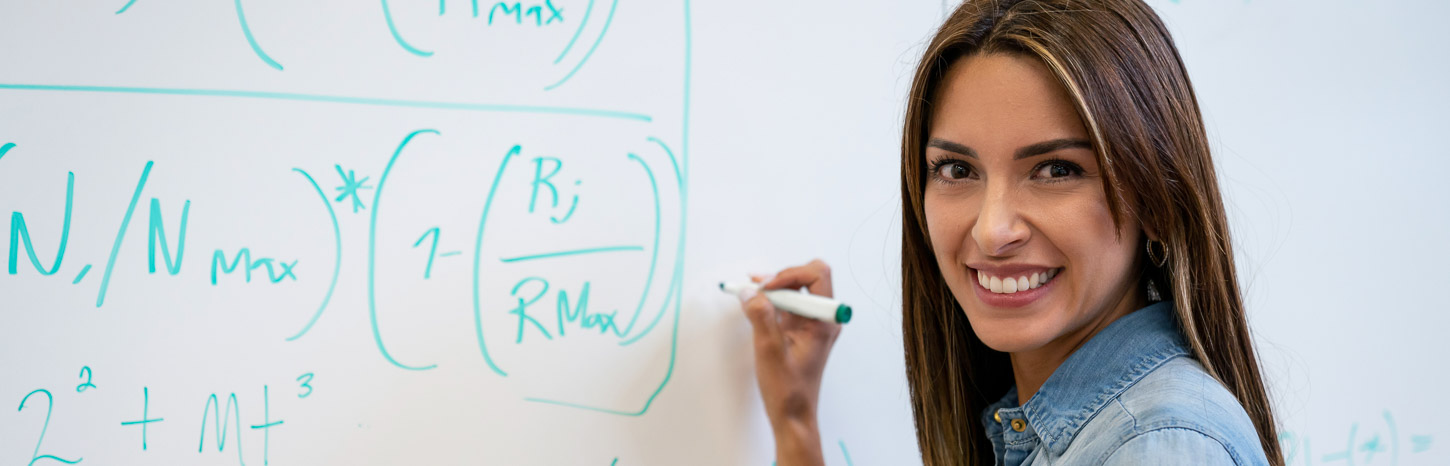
[927, 137, 1091, 160]
[927, 138, 978, 158]
[1015, 138, 1092, 160]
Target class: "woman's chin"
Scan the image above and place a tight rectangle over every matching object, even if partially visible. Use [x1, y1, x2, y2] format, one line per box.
[967, 315, 1057, 354]
[977, 334, 1050, 354]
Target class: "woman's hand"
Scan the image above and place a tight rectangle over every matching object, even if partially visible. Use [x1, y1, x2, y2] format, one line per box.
[737, 259, 843, 466]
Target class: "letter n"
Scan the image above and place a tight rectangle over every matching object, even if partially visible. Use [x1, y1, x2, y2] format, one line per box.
[148, 198, 190, 275]
[8, 172, 74, 275]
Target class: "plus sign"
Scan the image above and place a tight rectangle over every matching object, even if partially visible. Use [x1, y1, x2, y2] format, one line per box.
[120, 387, 164, 450]
[249, 385, 285, 465]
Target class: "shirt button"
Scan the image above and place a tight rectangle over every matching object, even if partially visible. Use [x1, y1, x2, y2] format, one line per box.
[994, 410, 1002, 423]
[1011, 419, 1027, 432]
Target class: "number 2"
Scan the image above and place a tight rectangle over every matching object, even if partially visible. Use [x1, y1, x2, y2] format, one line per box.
[75, 366, 96, 393]
[17, 389, 82, 465]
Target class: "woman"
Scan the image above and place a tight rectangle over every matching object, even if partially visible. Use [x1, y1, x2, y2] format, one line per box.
[737, 0, 1281, 464]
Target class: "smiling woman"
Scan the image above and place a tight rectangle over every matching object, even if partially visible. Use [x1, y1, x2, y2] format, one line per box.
[736, 0, 1281, 465]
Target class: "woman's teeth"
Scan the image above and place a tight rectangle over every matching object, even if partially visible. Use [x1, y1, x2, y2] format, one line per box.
[977, 268, 1059, 294]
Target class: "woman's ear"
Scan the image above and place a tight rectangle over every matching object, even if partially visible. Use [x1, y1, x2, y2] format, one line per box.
[1141, 223, 1161, 243]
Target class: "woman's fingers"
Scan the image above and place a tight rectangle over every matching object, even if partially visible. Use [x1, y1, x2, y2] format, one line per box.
[739, 287, 783, 354]
[777, 308, 840, 342]
[762, 259, 833, 297]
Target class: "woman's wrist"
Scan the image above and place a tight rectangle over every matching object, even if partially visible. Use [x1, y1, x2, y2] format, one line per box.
[772, 415, 825, 466]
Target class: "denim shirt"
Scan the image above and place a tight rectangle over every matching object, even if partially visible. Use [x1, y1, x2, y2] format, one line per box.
[980, 301, 1270, 465]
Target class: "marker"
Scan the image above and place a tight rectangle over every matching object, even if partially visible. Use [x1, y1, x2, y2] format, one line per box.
[720, 282, 852, 324]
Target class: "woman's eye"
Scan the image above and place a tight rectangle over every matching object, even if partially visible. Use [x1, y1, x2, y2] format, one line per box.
[1033, 160, 1082, 180]
[935, 161, 973, 180]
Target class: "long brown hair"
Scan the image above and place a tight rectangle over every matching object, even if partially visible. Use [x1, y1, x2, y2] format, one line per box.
[899, 1, 1281, 464]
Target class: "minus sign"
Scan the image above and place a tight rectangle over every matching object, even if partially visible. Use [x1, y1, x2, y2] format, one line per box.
[72, 264, 93, 284]
[438, 251, 462, 257]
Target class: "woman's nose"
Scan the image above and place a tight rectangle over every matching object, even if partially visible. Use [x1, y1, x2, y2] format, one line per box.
[972, 185, 1030, 256]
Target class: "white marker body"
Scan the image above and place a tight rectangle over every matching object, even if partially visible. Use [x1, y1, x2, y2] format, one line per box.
[720, 282, 849, 324]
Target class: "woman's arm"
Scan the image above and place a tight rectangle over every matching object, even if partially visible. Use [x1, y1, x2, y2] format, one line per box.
[737, 259, 843, 466]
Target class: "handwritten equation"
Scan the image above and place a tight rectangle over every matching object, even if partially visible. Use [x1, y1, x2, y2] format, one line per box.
[1, 125, 687, 410]
[10, 364, 636, 465]
[11, 366, 290, 465]
[0, 0, 706, 464]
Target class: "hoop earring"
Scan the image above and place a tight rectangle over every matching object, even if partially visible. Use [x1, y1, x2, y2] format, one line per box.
[1146, 239, 1168, 268]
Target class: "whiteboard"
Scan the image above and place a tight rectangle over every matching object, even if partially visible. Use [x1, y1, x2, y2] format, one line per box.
[1, 1, 1445, 465]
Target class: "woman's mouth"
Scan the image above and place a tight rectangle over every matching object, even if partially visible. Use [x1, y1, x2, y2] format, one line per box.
[976, 267, 1062, 294]
[968, 266, 1063, 308]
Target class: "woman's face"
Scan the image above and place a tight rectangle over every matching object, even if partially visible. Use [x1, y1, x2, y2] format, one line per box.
[923, 53, 1143, 354]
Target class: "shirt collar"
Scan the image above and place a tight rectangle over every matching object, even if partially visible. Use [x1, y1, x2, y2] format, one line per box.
[980, 301, 1189, 456]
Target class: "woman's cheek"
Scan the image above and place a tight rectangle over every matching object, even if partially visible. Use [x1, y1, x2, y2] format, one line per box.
[925, 199, 970, 288]
[923, 197, 953, 253]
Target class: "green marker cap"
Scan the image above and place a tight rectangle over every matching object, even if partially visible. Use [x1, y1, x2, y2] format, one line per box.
[835, 304, 853, 324]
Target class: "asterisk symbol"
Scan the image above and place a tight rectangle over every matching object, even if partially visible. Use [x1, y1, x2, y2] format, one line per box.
[333, 165, 373, 213]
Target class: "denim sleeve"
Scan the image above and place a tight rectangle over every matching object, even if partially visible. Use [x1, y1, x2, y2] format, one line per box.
[1102, 427, 1240, 465]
